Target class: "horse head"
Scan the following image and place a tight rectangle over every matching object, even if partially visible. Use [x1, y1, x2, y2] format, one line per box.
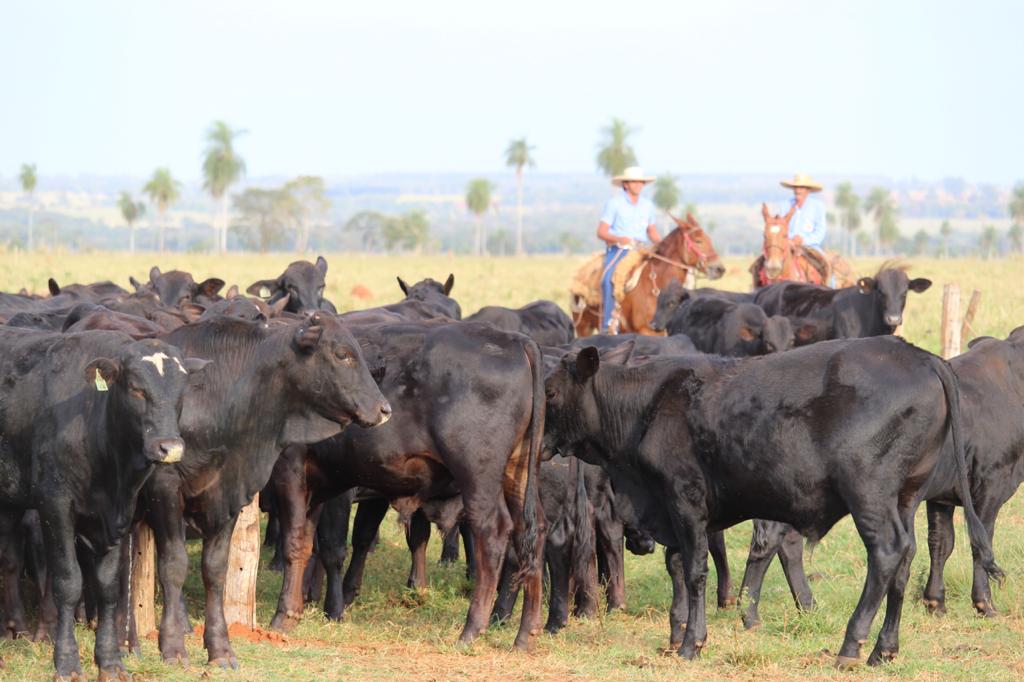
[760, 202, 796, 280]
[666, 213, 726, 280]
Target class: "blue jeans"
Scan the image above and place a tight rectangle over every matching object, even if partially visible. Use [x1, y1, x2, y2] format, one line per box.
[601, 246, 628, 332]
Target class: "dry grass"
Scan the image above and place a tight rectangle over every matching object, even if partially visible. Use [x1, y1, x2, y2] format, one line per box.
[1, 251, 1023, 681]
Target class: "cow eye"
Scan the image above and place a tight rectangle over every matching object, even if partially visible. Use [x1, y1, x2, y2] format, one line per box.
[335, 348, 354, 364]
[129, 386, 146, 400]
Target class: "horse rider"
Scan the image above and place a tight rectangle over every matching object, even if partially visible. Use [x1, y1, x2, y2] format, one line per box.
[596, 166, 661, 332]
[779, 172, 827, 255]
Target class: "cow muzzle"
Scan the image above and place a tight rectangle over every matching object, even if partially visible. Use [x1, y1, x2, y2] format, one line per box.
[155, 438, 185, 464]
[885, 314, 902, 327]
[356, 400, 392, 428]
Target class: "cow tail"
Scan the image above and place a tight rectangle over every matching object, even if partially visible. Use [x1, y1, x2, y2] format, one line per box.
[513, 339, 545, 586]
[569, 458, 597, 605]
[933, 356, 1004, 583]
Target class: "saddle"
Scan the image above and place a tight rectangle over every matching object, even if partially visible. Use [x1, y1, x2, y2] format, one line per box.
[569, 249, 647, 311]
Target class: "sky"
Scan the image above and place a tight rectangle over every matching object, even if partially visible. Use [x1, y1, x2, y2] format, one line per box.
[1, 0, 1022, 184]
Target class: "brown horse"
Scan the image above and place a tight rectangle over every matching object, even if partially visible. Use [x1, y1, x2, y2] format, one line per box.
[751, 203, 854, 288]
[573, 213, 725, 337]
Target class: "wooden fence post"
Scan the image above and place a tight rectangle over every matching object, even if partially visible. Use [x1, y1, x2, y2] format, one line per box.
[223, 493, 261, 629]
[941, 283, 962, 359]
[131, 523, 157, 637]
[961, 289, 982, 345]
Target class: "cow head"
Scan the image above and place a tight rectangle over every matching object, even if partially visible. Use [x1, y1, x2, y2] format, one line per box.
[724, 304, 769, 356]
[396, 274, 462, 319]
[247, 256, 329, 314]
[132, 266, 225, 307]
[283, 312, 392, 432]
[649, 280, 689, 332]
[856, 266, 932, 330]
[86, 340, 209, 465]
[543, 346, 602, 464]
[762, 315, 796, 353]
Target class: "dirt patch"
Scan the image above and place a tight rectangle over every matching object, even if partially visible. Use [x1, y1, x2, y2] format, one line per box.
[192, 623, 291, 645]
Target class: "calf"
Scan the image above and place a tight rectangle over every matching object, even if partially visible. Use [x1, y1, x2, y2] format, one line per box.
[543, 338, 1001, 666]
[138, 313, 390, 668]
[267, 321, 545, 650]
[0, 328, 201, 679]
[246, 256, 335, 313]
[131, 266, 225, 307]
[377, 274, 461, 320]
[467, 300, 574, 346]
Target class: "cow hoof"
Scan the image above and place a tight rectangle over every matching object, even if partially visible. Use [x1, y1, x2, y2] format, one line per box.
[834, 655, 861, 669]
[974, 601, 997, 618]
[209, 655, 239, 670]
[742, 617, 762, 631]
[867, 648, 897, 666]
[676, 639, 705, 660]
[97, 665, 134, 681]
[923, 598, 946, 615]
[53, 669, 85, 681]
[161, 651, 189, 667]
[543, 621, 566, 635]
[718, 595, 737, 609]
[270, 611, 300, 632]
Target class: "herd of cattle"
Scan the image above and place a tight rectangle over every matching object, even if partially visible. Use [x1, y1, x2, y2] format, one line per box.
[0, 256, 1021, 679]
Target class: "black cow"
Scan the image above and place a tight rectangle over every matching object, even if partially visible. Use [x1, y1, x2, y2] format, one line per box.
[651, 297, 799, 356]
[130, 266, 225, 307]
[651, 280, 756, 326]
[569, 332, 698, 356]
[543, 337, 1002, 665]
[62, 302, 165, 339]
[754, 263, 931, 338]
[137, 313, 390, 668]
[466, 300, 574, 346]
[266, 321, 545, 650]
[246, 256, 336, 314]
[380, 274, 461, 320]
[0, 328, 202, 679]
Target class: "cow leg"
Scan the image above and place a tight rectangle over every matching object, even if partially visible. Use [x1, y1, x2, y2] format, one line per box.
[0, 512, 28, 639]
[922, 501, 954, 615]
[836, 510, 910, 667]
[200, 517, 241, 669]
[543, 526, 570, 633]
[460, 523, 477, 581]
[270, 445, 318, 632]
[708, 530, 733, 608]
[970, 512, 999, 617]
[341, 498, 387, 609]
[458, 494, 512, 645]
[505, 483, 546, 651]
[595, 512, 626, 611]
[490, 550, 518, 625]
[318, 494, 354, 621]
[665, 546, 690, 649]
[150, 501, 190, 665]
[777, 525, 815, 611]
[405, 509, 431, 590]
[664, 493, 710, 660]
[867, 506, 918, 666]
[38, 504, 84, 679]
[87, 541, 130, 678]
[23, 510, 53, 642]
[440, 525, 460, 564]
[739, 521, 784, 629]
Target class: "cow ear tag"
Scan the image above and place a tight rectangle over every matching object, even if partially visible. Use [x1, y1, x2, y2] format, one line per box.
[259, 286, 272, 298]
[94, 372, 109, 392]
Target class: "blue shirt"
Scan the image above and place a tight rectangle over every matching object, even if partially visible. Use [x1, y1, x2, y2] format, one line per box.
[779, 196, 827, 249]
[600, 192, 657, 244]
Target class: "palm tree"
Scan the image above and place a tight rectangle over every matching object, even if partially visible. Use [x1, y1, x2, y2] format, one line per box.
[864, 187, 897, 256]
[833, 182, 861, 256]
[504, 138, 535, 256]
[939, 220, 953, 258]
[142, 167, 181, 252]
[118, 191, 146, 254]
[202, 120, 246, 253]
[19, 163, 37, 251]
[653, 174, 681, 215]
[595, 117, 637, 178]
[465, 178, 494, 256]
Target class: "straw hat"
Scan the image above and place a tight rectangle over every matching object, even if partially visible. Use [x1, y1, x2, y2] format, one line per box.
[612, 166, 656, 188]
[780, 173, 823, 192]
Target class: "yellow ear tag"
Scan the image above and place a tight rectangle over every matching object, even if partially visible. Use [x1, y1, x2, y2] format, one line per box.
[259, 286, 272, 298]
[94, 373, 109, 392]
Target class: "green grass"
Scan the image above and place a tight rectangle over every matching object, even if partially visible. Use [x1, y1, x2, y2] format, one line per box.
[1, 251, 1024, 680]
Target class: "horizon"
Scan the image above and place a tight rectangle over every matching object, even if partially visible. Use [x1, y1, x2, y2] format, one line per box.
[2, 1, 1022, 185]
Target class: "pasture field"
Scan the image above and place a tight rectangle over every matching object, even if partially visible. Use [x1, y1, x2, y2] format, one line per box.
[1, 251, 1024, 681]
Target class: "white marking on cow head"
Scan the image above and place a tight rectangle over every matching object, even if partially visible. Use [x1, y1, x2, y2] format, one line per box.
[769, 225, 781, 234]
[141, 352, 171, 377]
[172, 357, 187, 375]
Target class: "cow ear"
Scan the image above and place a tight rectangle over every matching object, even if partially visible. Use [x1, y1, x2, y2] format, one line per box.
[574, 346, 600, 382]
[269, 293, 291, 316]
[195, 278, 225, 299]
[48, 278, 61, 296]
[293, 318, 324, 353]
[967, 336, 995, 349]
[738, 326, 757, 342]
[129, 276, 144, 292]
[761, 203, 770, 222]
[225, 284, 239, 299]
[85, 358, 121, 390]
[181, 357, 212, 374]
[246, 279, 278, 299]
[315, 255, 328, 276]
[908, 277, 932, 293]
[179, 302, 205, 322]
[795, 322, 819, 343]
[443, 274, 455, 296]
[601, 340, 636, 366]
[397, 277, 411, 296]
[857, 277, 876, 294]
[149, 266, 162, 284]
